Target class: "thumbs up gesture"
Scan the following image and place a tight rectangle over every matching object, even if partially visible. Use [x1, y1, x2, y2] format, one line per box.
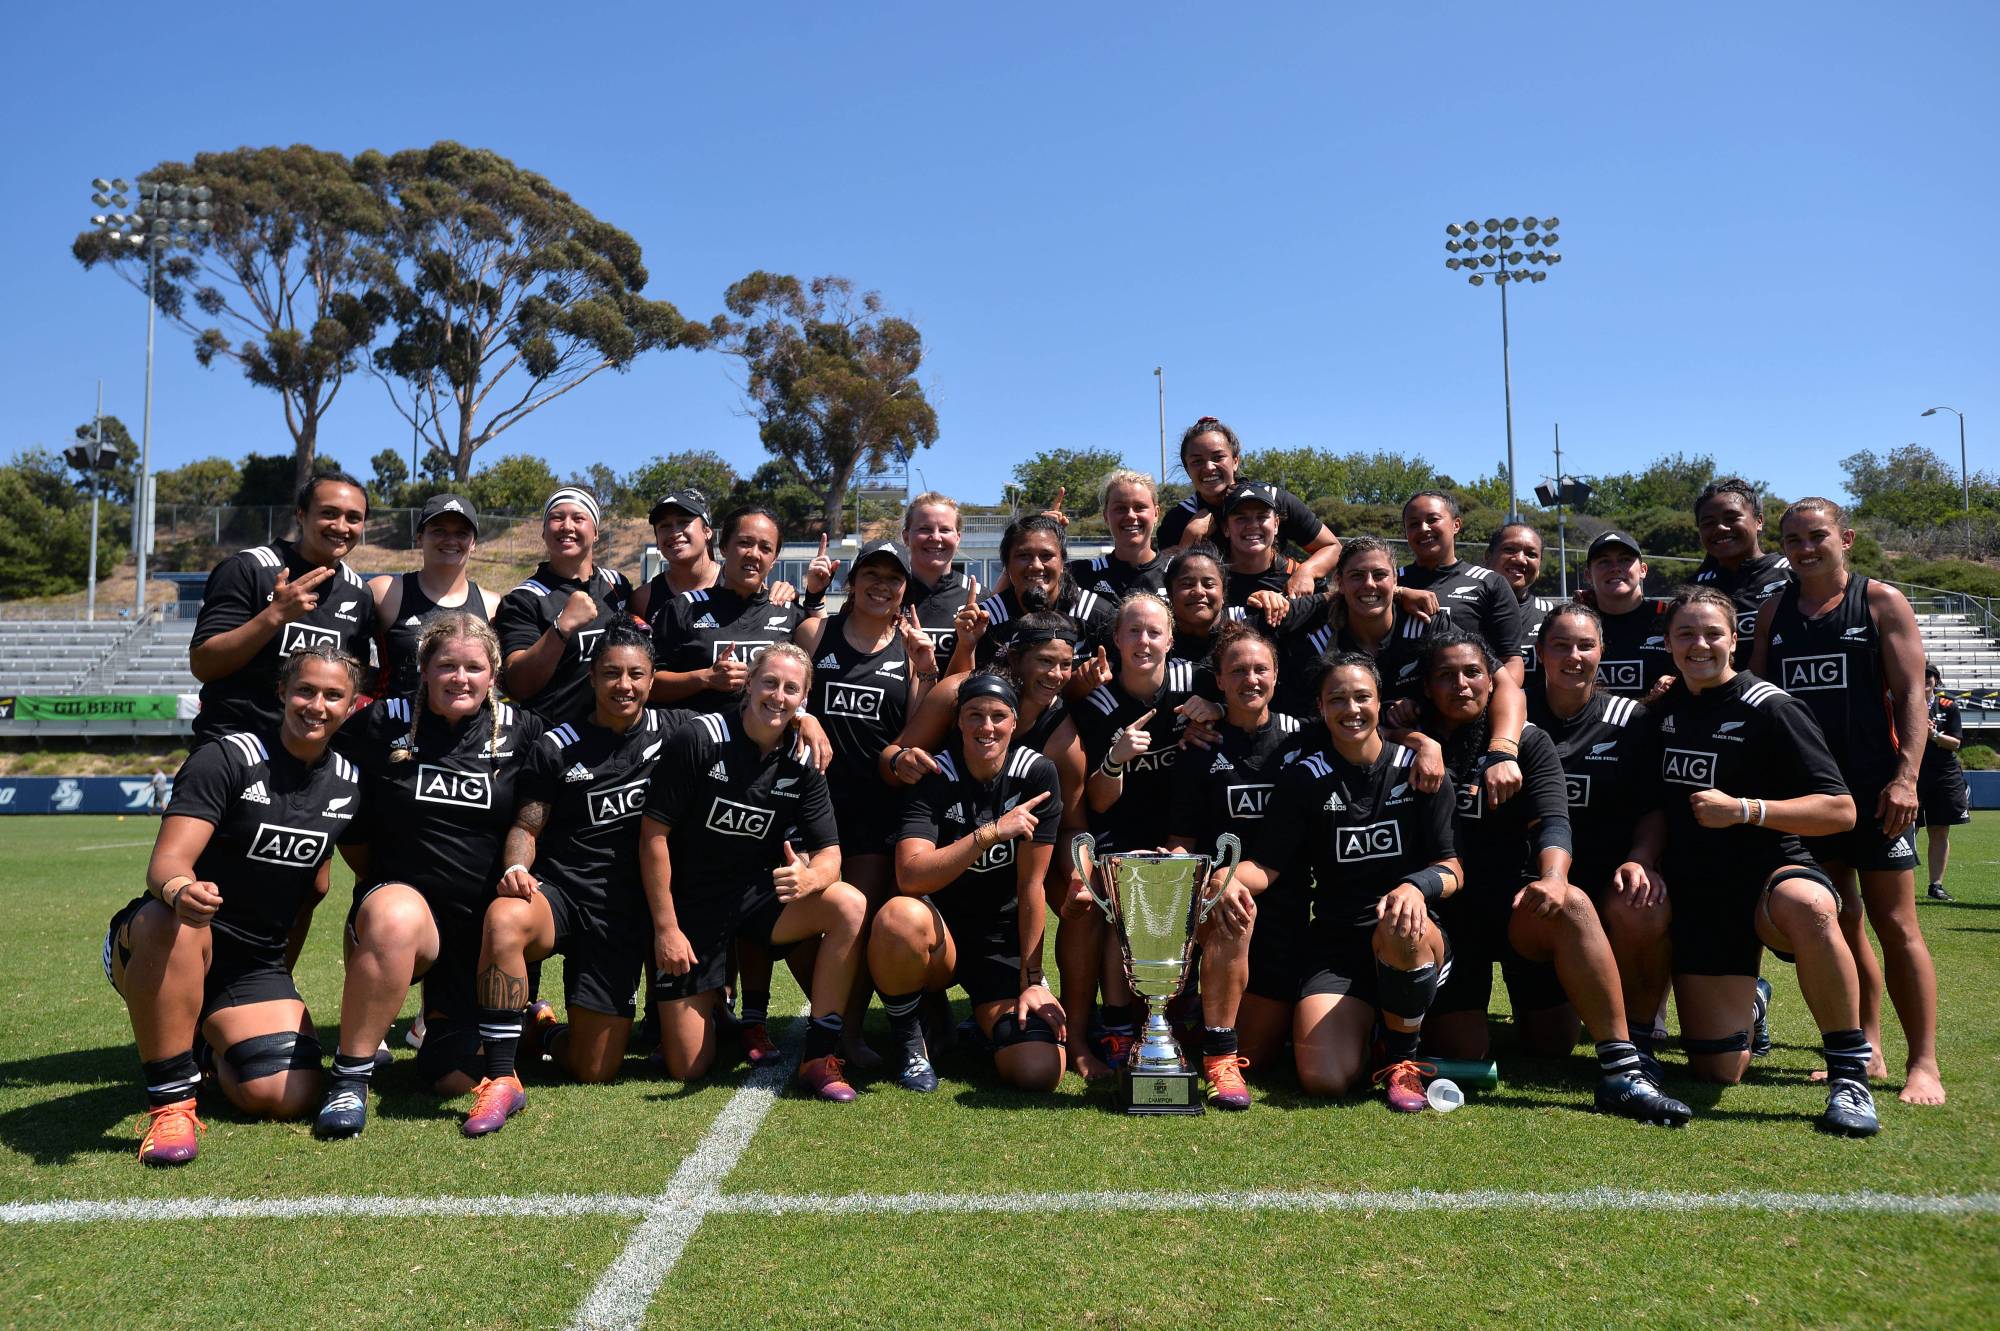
[772, 839, 822, 901]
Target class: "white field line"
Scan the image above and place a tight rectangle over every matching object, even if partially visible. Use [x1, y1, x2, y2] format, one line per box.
[5, 1185, 1995, 1229]
[75, 841, 155, 851]
[565, 1009, 807, 1331]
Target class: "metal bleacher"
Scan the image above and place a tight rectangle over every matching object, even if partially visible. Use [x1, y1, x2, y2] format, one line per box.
[0, 621, 131, 695]
[93, 620, 199, 695]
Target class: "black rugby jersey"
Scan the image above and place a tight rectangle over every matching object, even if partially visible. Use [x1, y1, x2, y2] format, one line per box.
[167, 729, 362, 960]
[190, 540, 376, 745]
[1397, 559, 1522, 665]
[1515, 594, 1557, 696]
[1646, 671, 1849, 881]
[1070, 659, 1201, 854]
[1017, 696, 1072, 754]
[1159, 485, 1324, 554]
[519, 708, 692, 921]
[972, 585, 1115, 668]
[1223, 559, 1304, 605]
[382, 572, 491, 698]
[494, 562, 635, 726]
[348, 695, 542, 930]
[1068, 551, 1169, 599]
[898, 742, 1061, 938]
[1593, 597, 1673, 699]
[1254, 740, 1457, 931]
[1527, 689, 1650, 887]
[650, 584, 806, 713]
[909, 567, 976, 664]
[807, 611, 914, 800]
[642, 708, 838, 908]
[1765, 575, 1900, 789]
[1694, 551, 1792, 663]
[1922, 695, 1965, 783]
[1442, 723, 1568, 895]
[1168, 713, 1303, 849]
[1331, 606, 1450, 704]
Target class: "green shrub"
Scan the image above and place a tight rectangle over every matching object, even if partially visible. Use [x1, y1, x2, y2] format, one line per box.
[1891, 558, 2000, 600]
[1960, 743, 1997, 771]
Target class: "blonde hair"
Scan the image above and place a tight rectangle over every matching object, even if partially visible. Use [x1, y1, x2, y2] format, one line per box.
[1114, 588, 1173, 631]
[903, 492, 962, 533]
[747, 641, 814, 694]
[1098, 469, 1158, 514]
[398, 612, 507, 761]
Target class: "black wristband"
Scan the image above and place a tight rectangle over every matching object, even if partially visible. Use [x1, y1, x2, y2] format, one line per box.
[802, 590, 827, 611]
[1400, 867, 1448, 903]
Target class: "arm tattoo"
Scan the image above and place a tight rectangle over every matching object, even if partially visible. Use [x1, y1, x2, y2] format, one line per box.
[476, 965, 531, 1011]
[503, 802, 550, 872]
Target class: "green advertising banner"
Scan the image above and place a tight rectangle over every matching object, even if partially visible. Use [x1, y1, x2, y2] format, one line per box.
[10, 694, 181, 721]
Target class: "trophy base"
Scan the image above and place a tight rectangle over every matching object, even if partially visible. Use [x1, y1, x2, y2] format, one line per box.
[1117, 1061, 1204, 1116]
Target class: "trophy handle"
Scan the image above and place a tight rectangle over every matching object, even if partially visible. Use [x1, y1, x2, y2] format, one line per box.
[1070, 832, 1116, 922]
[1195, 832, 1243, 924]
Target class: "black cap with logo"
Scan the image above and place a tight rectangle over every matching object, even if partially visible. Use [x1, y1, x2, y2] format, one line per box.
[1225, 481, 1282, 514]
[1587, 530, 1643, 561]
[649, 488, 713, 526]
[418, 493, 479, 535]
[849, 537, 914, 582]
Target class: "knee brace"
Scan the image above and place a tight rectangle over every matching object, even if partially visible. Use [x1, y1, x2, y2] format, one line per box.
[1374, 960, 1440, 1022]
[987, 1011, 1059, 1048]
[1682, 1030, 1750, 1055]
[224, 1030, 322, 1082]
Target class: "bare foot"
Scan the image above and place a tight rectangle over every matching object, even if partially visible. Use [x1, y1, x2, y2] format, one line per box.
[1808, 1056, 1890, 1084]
[1899, 1065, 1946, 1105]
[1068, 1046, 1112, 1082]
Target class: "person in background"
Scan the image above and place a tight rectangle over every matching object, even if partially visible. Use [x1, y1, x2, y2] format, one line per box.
[1579, 531, 1674, 703]
[1486, 522, 1555, 697]
[1916, 662, 1969, 903]
[1069, 470, 1170, 599]
[369, 493, 499, 699]
[1397, 491, 1524, 687]
[902, 492, 978, 663]
[495, 487, 634, 726]
[629, 487, 798, 621]
[1691, 477, 1793, 667]
[1158, 417, 1340, 594]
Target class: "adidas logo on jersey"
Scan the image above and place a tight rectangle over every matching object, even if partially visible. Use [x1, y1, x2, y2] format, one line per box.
[694, 613, 720, 629]
[564, 763, 594, 783]
[817, 654, 842, 671]
[707, 761, 729, 782]
[240, 780, 271, 805]
[1660, 716, 1676, 733]
[1323, 792, 1346, 811]
[1210, 753, 1234, 774]
[403, 615, 422, 626]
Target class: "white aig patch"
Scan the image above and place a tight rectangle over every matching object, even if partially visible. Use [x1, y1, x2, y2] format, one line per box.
[1565, 773, 1591, 807]
[1455, 782, 1484, 820]
[247, 822, 330, 867]
[1335, 820, 1403, 862]
[1661, 748, 1717, 787]
[587, 778, 649, 826]
[414, 764, 493, 809]
[1597, 660, 1642, 690]
[822, 681, 886, 720]
[574, 627, 605, 662]
[1226, 783, 1273, 818]
[1781, 655, 1846, 692]
[970, 839, 1016, 872]
[1126, 749, 1176, 774]
[704, 797, 773, 838]
[279, 622, 342, 657]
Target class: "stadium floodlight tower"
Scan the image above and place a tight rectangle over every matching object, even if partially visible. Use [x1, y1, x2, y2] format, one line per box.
[1919, 406, 1971, 558]
[1444, 215, 1563, 521]
[91, 177, 214, 619]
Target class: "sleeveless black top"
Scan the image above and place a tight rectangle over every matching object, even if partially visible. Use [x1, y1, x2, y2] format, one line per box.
[1765, 574, 1899, 790]
[383, 572, 490, 697]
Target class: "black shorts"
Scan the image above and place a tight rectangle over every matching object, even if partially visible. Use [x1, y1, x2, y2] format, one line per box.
[1804, 788, 1920, 872]
[1431, 886, 1568, 1017]
[652, 890, 793, 1003]
[540, 878, 648, 1019]
[1917, 776, 1971, 829]
[1246, 894, 1311, 1004]
[830, 786, 896, 858]
[104, 896, 301, 1021]
[1299, 919, 1456, 1004]
[932, 898, 1021, 1007]
[1665, 851, 1818, 978]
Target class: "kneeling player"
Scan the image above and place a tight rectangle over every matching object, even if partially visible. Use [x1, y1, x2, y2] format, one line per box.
[1652, 587, 1879, 1136]
[871, 671, 1067, 1093]
[107, 647, 362, 1164]
[1228, 654, 1461, 1111]
[641, 644, 867, 1101]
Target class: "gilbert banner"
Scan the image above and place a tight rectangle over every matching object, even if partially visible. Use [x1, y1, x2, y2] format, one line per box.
[7, 695, 182, 721]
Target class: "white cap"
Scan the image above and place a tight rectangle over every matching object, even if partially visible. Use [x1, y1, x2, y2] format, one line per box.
[1425, 1078, 1464, 1113]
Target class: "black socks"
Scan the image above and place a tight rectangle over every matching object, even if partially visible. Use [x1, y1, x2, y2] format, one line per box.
[803, 1012, 845, 1061]
[141, 1051, 200, 1107]
[1823, 1028, 1873, 1083]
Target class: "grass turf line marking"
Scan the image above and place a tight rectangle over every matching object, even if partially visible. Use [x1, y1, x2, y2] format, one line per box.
[76, 840, 156, 851]
[7, 1186, 1995, 1228]
[566, 1009, 806, 1331]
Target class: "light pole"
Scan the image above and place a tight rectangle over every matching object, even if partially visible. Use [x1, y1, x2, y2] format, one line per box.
[91, 176, 213, 618]
[1533, 422, 1594, 598]
[1153, 366, 1167, 487]
[63, 382, 121, 622]
[1444, 216, 1563, 521]
[1921, 406, 1971, 558]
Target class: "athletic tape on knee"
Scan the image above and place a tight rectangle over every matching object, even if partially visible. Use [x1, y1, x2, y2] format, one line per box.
[1682, 1030, 1751, 1055]
[987, 1012, 1059, 1048]
[1769, 865, 1836, 896]
[223, 1031, 320, 1081]
[1374, 960, 1439, 1022]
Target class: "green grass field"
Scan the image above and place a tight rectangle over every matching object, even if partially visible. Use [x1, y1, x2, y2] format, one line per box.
[3, 813, 1996, 1329]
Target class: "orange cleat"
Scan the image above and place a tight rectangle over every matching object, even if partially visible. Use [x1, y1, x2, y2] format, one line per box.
[797, 1054, 856, 1102]
[137, 1099, 205, 1166]
[462, 1075, 526, 1137]
[1203, 1054, 1252, 1111]
[1372, 1059, 1430, 1113]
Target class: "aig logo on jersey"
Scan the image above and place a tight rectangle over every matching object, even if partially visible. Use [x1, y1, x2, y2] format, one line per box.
[1127, 749, 1176, 775]
[1336, 820, 1403, 862]
[823, 681, 885, 721]
[587, 778, 649, 826]
[1662, 748, 1717, 787]
[1565, 773, 1592, 808]
[1455, 782, 1484, 820]
[1226, 783, 1273, 818]
[247, 822, 330, 867]
[1597, 660, 1642, 690]
[279, 622, 341, 657]
[705, 797, 774, 839]
[970, 839, 1015, 873]
[574, 627, 605, 663]
[1782, 654, 1847, 692]
[415, 764, 493, 810]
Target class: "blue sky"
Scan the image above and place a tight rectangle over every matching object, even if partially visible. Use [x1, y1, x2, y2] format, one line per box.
[1, 3, 1991, 513]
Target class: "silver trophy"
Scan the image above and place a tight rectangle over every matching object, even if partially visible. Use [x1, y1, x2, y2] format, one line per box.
[1070, 832, 1241, 1115]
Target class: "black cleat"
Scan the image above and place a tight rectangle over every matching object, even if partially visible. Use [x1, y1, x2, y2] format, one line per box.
[313, 1079, 369, 1139]
[1750, 977, 1773, 1058]
[1817, 1078, 1880, 1137]
[1595, 1071, 1692, 1127]
[1926, 882, 1955, 903]
[895, 1027, 938, 1093]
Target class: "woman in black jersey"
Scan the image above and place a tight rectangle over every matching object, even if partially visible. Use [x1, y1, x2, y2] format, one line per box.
[1398, 491, 1524, 685]
[1229, 653, 1459, 1111]
[1068, 471, 1170, 599]
[1485, 522, 1554, 696]
[1691, 477, 1792, 664]
[1415, 628, 1690, 1125]
[1165, 625, 1303, 1110]
[872, 671, 1067, 1093]
[368, 493, 499, 698]
[1527, 603, 1673, 1042]
[1071, 592, 1221, 1067]
[1752, 498, 1942, 1106]
[630, 488, 799, 624]
[1651, 587, 1879, 1136]
[650, 507, 815, 713]
[1158, 417, 1340, 593]
[1165, 540, 1325, 685]
[950, 515, 1117, 680]
[315, 613, 544, 1138]
[453, 625, 692, 1136]
[640, 644, 868, 1103]
[902, 492, 978, 660]
[494, 487, 635, 726]
[1918, 663, 1970, 902]
[108, 647, 363, 1165]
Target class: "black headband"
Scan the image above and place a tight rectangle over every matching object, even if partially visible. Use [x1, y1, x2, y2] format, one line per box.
[1012, 624, 1081, 649]
[957, 673, 1020, 712]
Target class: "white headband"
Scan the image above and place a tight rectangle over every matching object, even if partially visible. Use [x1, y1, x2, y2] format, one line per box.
[544, 487, 601, 525]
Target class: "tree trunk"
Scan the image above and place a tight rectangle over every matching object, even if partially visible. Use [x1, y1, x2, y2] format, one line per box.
[292, 416, 319, 491]
[820, 455, 860, 540]
[453, 404, 477, 482]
